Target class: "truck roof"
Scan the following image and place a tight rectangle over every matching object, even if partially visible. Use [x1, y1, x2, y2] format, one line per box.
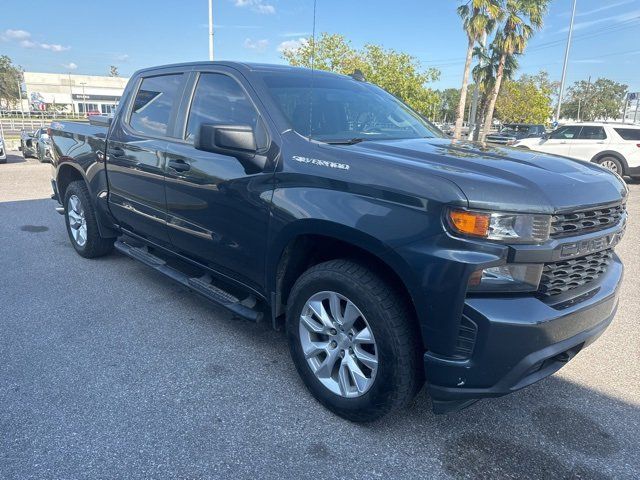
[133, 61, 351, 79]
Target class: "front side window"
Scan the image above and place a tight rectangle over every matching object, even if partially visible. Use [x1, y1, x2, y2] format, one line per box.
[185, 73, 262, 145]
[260, 72, 440, 143]
[129, 74, 183, 137]
[549, 126, 582, 140]
[578, 126, 607, 140]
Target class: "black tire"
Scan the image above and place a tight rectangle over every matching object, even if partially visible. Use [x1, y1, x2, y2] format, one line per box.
[286, 259, 422, 422]
[596, 156, 624, 176]
[63, 180, 114, 258]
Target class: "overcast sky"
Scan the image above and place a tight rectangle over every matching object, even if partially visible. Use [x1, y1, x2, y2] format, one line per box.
[1, 0, 639, 92]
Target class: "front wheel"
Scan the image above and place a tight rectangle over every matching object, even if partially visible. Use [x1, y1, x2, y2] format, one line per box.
[63, 180, 114, 258]
[286, 259, 422, 422]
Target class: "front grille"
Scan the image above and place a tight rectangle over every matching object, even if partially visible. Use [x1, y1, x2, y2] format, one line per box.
[539, 249, 613, 297]
[551, 204, 626, 238]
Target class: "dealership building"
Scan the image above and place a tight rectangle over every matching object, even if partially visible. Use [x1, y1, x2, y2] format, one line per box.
[22, 72, 130, 114]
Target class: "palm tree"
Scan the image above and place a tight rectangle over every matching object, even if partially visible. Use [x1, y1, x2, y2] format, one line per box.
[471, 44, 518, 140]
[480, 0, 549, 141]
[453, 0, 502, 140]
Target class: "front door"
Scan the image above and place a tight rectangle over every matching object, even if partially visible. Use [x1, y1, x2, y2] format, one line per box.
[568, 125, 609, 161]
[538, 125, 582, 157]
[107, 72, 187, 247]
[163, 70, 275, 292]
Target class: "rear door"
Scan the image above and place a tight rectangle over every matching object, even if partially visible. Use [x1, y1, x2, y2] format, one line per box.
[163, 68, 276, 292]
[106, 71, 188, 247]
[538, 126, 582, 157]
[568, 126, 609, 161]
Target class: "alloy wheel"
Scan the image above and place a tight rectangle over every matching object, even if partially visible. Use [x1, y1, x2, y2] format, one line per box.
[299, 291, 378, 398]
[67, 194, 87, 247]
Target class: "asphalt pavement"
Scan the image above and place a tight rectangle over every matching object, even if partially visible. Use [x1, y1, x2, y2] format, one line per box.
[1, 152, 639, 479]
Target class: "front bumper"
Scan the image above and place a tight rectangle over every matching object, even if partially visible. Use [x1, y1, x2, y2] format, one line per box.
[425, 256, 622, 413]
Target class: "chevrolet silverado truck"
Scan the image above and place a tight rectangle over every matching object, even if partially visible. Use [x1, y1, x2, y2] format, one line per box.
[49, 62, 627, 422]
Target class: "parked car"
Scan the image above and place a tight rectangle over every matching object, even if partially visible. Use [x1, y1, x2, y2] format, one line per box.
[486, 123, 547, 145]
[0, 135, 6, 163]
[49, 62, 627, 421]
[19, 130, 38, 158]
[33, 128, 52, 163]
[514, 122, 640, 178]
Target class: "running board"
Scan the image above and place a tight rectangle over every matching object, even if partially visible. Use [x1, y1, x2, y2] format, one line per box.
[114, 240, 262, 322]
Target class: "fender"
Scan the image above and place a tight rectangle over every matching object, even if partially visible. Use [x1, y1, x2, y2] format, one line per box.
[56, 160, 119, 239]
[591, 150, 629, 173]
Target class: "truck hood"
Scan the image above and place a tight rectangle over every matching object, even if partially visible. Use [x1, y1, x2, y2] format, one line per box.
[347, 137, 627, 213]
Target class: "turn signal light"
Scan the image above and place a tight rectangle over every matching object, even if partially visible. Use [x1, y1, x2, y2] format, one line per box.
[448, 210, 490, 237]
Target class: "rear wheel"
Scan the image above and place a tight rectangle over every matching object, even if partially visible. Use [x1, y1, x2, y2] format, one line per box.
[286, 259, 422, 422]
[63, 180, 114, 258]
[596, 156, 624, 176]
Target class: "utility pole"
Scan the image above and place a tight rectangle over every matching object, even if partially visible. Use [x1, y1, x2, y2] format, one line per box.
[469, 31, 487, 140]
[556, 0, 577, 122]
[17, 80, 25, 126]
[208, 0, 214, 61]
[80, 82, 87, 115]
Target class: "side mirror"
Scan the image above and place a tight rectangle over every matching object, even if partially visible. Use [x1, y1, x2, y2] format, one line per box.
[195, 123, 267, 171]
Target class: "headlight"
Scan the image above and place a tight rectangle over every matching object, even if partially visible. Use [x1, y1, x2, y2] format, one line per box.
[468, 264, 543, 293]
[447, 208, 551, 244]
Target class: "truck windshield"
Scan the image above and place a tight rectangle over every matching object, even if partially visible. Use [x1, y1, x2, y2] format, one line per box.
[260, 72, 440, 143]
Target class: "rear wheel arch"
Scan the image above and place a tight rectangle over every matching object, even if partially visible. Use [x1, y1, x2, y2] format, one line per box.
[57, 164, 87, 202]
[591, 150, 628, 175]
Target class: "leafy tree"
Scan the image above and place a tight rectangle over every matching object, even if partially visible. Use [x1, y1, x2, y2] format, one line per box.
[495, 73, 553, 124]
[454, 0, 502, 139]
[481, 0, 550, 140]
[437, 88, 462, 122]
[109, 65, 119, 77]
[562, 78, 628, 121]
[0, 55, 23, 109]
[281, 33, 440, 116]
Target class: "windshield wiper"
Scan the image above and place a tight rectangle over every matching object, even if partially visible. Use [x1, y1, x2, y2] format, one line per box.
[326, 138, 367, 145]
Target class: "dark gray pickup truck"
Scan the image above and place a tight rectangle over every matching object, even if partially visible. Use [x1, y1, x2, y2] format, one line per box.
[49, 62, 627, 421]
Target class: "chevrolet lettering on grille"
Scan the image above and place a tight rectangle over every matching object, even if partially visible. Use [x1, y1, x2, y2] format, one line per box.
[560, 228, 625, 259]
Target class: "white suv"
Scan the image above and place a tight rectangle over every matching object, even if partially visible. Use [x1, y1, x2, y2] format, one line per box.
[513, 122, 640, 178]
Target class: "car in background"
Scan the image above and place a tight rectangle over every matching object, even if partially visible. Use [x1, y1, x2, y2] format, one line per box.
[19, 130, 38, 158]
[35, 128, 52, 163]
[486, 124, 547, 145]
[514, 122, 640, 178]
[0, 135, 6, 163]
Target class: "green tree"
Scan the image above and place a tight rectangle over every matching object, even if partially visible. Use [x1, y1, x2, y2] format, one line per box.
[562, 78, 628, 121]
[495, 73, 553, 124]
[471, 44, 518, 139]
[109, 65, 120, 77]
[454, 0, 502, 139]
[0, 55, 23, 109]
[437, 88, 462, 122]
[281, 32, 440, 116]
[481, 0, 550, 140]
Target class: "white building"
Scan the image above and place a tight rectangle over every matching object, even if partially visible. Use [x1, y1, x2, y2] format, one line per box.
[22, 72, 129, 115]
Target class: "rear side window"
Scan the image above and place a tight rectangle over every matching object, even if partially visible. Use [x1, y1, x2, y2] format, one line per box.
[185, 73, 264, 146]
[550, 126, 581, 140]
[129, 74, 183, 137]
[614, 128, 640, 141]
[578, 126, 607, 140]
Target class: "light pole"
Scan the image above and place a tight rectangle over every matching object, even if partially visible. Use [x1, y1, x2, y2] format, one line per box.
[208, 0, 214, 61]
[556, 0, 577, 122]
[80, 82, 87, 115]
[68, 73, 76, 117]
